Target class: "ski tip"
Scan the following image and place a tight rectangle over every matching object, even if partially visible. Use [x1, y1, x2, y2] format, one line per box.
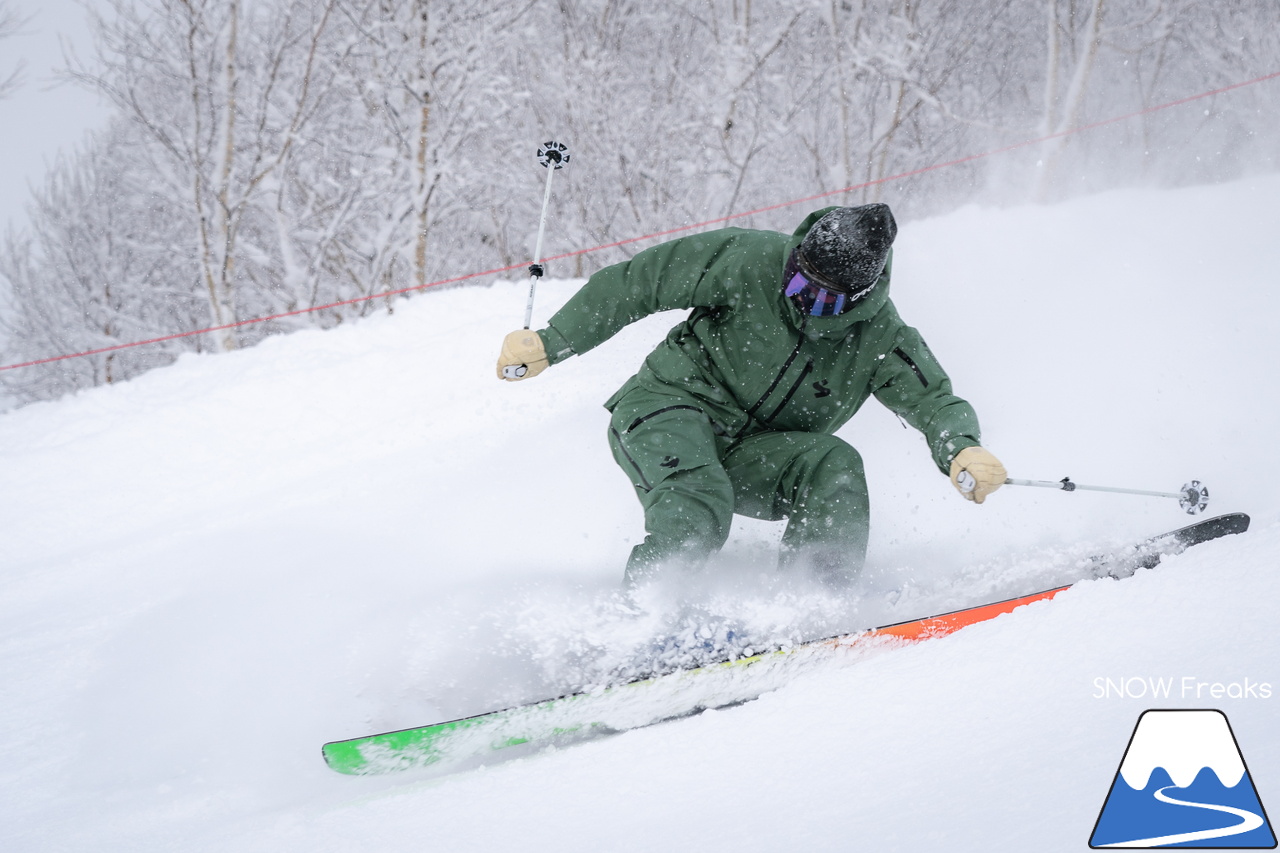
[1208, 511, 1250, 535]
[1173, 512, 1250, 547]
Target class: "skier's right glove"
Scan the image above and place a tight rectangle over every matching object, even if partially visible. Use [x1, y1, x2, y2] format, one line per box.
[496, 329, 549, 381]
[950, 446, 1007, 504]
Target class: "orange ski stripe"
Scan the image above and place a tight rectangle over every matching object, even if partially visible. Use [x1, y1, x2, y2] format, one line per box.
[870, 585, 1070, 643]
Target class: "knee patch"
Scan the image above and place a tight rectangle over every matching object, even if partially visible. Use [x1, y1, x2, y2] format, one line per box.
[640, 464, 735, 551]
[783, 436, 865, 506]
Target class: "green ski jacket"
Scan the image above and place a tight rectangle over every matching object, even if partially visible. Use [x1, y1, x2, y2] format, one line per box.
[536, 208, 981, 473]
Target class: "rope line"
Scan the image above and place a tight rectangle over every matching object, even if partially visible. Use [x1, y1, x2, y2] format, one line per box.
[3, 68, 1278, 374]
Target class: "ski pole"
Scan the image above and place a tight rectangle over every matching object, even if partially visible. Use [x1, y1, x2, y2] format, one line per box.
[523, 141, 570, 330]
[1000, 476, 1210, 515]
[503, 141, 569, 380]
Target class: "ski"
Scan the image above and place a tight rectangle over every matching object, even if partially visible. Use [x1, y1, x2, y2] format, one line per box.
[322, 512, 1250, 776]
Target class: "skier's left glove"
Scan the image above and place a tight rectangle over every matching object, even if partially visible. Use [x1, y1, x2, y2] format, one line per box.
[950, 446, 1007, 504]
[496, 329, 549, 381]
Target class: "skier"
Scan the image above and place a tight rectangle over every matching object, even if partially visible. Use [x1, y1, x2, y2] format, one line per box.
[495, 203, 1006, 586]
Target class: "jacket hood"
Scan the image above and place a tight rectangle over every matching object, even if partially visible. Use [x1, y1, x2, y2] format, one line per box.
[783, 207, 892, 334]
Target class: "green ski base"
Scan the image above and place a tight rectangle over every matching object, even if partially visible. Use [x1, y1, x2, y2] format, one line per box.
[322, 512, 1249, 775]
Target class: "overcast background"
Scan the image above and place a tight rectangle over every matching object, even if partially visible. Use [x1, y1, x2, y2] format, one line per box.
[0, 0, 111, 230]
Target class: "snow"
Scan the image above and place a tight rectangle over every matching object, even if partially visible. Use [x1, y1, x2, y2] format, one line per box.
[3, 176, 1279, 851]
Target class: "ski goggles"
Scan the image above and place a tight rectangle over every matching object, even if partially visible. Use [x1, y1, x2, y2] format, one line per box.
[784, 250, 849, 317]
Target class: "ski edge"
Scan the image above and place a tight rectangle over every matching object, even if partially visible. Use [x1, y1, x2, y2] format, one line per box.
[322, 512, 1250, 776]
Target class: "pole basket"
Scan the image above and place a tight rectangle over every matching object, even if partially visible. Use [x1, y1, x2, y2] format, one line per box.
[538, 141, 570, 170]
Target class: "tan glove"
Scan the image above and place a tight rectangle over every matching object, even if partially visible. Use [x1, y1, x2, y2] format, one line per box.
[496, 329, 549, 381]
[950, 446, 1007, 504]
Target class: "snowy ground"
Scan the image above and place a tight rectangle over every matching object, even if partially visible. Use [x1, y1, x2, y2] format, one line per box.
[3, 177, 1278, 851]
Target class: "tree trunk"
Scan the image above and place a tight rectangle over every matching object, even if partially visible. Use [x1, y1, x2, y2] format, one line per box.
[411, 0, 431, 307]
[214, 0, 240, 349]
[194, 0, 240, 351]
[1036, 0, 1106, 201]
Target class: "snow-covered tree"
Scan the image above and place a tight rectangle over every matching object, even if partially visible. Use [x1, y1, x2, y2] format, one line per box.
[0, 122, 195, 400]
[2, 0, 1277, 407]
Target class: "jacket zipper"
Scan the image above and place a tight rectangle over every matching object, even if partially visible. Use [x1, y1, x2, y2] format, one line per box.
[763, 359, 813, 422]
[747, 317, 809, 419]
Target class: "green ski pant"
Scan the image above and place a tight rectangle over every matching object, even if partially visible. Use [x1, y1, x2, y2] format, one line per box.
[607, 387, 869, 586]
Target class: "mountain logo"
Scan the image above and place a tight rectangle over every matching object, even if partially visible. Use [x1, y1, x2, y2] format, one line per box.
[1090, 709, 1276, 848]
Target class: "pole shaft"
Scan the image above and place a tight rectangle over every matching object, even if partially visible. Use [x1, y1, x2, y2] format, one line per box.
[523, 164, 558, 330]
[1004, 478, 1183, 500]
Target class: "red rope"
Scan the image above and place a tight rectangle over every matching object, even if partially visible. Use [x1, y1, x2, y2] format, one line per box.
[0, 262, 531, 372]
[4, 69, 1278, 374]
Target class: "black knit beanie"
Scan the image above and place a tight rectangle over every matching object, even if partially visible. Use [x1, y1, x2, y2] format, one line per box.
[796, 203, 897, 297]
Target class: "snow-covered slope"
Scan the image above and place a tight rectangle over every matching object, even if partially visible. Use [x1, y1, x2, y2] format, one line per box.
[3, 177, 1278, 851]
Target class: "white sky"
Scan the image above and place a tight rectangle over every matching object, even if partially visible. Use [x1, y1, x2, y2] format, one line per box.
[0, 0, 113, 233]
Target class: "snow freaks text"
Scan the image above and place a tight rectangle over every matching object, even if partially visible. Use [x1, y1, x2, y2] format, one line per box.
[1092, 677, 1273, 701]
